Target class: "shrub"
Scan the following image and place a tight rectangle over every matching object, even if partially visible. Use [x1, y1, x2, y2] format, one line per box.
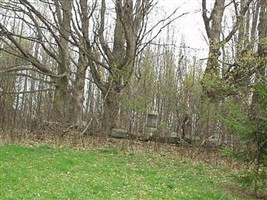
[221, 82, 267, 197]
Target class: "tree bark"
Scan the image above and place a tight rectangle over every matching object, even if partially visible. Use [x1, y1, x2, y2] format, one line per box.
[70, 52, 87, 126]
[250, 0, 267, 116]
[52, 76, 69, 122]
[103, 87, 121, 135]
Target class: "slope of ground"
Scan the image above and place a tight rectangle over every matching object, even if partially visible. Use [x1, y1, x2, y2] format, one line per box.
[0, 142, 258, 200]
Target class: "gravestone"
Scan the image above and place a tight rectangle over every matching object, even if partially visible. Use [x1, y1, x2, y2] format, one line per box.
[111, 128, 128, 139]
[146, 112, 158, 128]
[145, 112, 158, 140]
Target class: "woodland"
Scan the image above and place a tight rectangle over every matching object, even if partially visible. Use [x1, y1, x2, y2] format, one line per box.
[0, 0, 267, 198]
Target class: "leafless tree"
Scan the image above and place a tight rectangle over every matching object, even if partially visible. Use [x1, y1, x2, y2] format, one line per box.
[0, 0, 76, 123]
[0, 0, 181, 134]
[201, 0, 253, 101]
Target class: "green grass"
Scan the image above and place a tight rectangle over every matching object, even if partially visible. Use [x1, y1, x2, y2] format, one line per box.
[0, 145, 251, 200]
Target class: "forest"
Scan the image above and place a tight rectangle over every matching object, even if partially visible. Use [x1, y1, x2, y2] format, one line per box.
[0, 0, 267, 198]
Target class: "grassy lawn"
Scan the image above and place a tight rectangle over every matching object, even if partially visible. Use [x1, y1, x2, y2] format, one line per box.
[0, 144, 252, 200]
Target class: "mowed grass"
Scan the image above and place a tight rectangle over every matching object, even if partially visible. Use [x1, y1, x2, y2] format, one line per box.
[0, 145, 250, 200]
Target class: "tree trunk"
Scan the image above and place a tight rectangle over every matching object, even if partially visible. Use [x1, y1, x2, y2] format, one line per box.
[52, 0, 73, 123]
[250, 0, 267, 116]
[71, 64, 86, 126]
[103, 87, 121, 135]
[52, 76, 70, 122]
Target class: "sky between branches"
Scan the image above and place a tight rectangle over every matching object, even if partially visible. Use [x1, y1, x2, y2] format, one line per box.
[157, 0, 209, 58]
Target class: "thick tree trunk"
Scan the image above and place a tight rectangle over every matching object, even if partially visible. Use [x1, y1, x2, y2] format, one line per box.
[71, 66, 86, 126]
[53, 74, 85, 125]
[102, 87, 121, 135]
[51, 0, 73, 123]
[250, 0, 267, 117]
[52, 77, 70, 122]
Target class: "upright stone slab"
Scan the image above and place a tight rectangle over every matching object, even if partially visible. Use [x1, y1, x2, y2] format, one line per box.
[146, 112, 158, 128]
[145, 112, 158, 140]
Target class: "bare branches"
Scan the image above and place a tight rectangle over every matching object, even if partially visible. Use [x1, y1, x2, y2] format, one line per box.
[220, 0, 254, 46]
[202, 0, 211, 38]
[201, 0, 254, 101]
[98, 0, 114, 62]
[0, 0, 188, 128]
[3, 88, 55, 95]
[202, 0, 253, 47]
[137, 10, 188, 56]
[0, 64, 67, 78]
[0, 24, 59, 76]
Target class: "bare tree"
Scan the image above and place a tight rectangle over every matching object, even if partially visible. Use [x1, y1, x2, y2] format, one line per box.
[201, 0, 253, 101]
[0, 0, 75, 123]
[0, 0, 181, 134]
[250, 0, 267, 115]
[70, 0, 181, 134]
